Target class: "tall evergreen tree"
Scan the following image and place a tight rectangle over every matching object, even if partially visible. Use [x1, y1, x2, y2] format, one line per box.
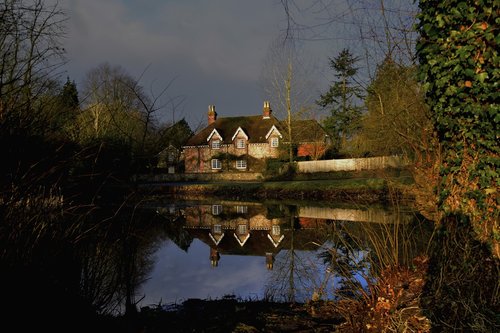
[53, 77, 80, 131]
[317, 49, 363, 155]
[60, 77, 80, 111]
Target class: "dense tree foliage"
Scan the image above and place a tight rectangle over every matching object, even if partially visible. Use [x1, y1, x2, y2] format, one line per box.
[417, 0, 499, 255]
[157, 118, 193, 149]
[156, 118, 193, 169]
[317, 49, 363, 155]
[360, 58, 433, 157]
[43, 78, 81, 136]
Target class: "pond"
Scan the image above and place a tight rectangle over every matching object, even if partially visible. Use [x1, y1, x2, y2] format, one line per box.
[3, 192, 497, 332]
[135, 198, 432, 309]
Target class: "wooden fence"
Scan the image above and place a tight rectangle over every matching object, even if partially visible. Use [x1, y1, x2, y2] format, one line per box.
[296, 155, 407, 173]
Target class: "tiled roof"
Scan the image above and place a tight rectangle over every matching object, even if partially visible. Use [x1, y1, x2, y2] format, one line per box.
[184, 115, 327, 146]
[289, 120, 329, 142]
[185, 115, 281, 146]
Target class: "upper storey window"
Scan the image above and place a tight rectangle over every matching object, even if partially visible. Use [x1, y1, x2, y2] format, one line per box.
[212, 140, 221, 149]
[236, 138, 246, 149]
[271, 137, 279, 147]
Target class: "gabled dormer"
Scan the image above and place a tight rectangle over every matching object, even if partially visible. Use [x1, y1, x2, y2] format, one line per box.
[265, 125, 282, 148]
[207, 128, 223, 149]
[267, 223, 284, 248]
[265, 125, 282, 140]
[234, 221, 250, 246]
[209, 224, 224, 246]
[231, 127, 248, 149]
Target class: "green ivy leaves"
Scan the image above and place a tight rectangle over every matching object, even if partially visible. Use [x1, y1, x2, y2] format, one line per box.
[416, 0, 499, 229]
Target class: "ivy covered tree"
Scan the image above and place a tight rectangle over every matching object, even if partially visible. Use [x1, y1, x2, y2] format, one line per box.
[417, 1, 499, 256]
[317, 48, 364, 155]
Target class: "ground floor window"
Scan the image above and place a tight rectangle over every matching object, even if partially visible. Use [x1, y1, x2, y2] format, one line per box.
[238, 224, 248, 235]
[212, 205, 222, 215]
[211, 159, 221, 169]
[235, 159, 247, 169]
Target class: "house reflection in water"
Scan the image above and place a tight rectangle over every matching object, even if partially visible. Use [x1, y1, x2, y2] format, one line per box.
[183, 202, 327, 270]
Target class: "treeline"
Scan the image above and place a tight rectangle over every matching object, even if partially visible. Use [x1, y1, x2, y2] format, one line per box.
[0, 1, 192, 206]
[0, 2, 195, 328]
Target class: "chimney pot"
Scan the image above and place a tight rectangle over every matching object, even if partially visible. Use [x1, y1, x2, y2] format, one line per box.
[263, 101, 272, 119]
[208, 105, 217, 125]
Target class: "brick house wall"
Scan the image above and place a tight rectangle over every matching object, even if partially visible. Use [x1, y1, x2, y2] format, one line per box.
[184, 141, 281, 173]
[182, 102, 328, 173]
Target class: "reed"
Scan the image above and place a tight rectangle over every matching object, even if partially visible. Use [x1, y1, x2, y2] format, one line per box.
[318, 199, 434, 332]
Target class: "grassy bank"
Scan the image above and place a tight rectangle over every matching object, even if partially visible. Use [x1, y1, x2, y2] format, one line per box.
[140, 172, 414, 205]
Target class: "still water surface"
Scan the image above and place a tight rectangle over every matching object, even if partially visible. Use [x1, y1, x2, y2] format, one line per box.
[137, 199, 425, 308]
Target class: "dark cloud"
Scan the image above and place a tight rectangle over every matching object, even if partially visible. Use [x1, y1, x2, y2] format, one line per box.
[63, 0, 291, 127]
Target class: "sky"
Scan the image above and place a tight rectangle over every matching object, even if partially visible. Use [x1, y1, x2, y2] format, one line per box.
[61, 0, 335, 129]
[60, 0, 418, 130]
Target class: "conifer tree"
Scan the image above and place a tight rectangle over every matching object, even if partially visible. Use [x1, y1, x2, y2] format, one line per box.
[317, 49, 363, 155]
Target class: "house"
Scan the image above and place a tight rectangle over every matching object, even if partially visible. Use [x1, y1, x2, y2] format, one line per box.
[156, 144, 181, 174]
[156, 118, 193, 173]
[182, 202, 328, 269]
[182, 101, 329, 173]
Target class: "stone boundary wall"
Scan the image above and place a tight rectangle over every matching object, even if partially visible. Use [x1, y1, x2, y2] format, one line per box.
[136, 156, 407, 182]
[135, 172, 263, 183]
[297, 155, 407, 173]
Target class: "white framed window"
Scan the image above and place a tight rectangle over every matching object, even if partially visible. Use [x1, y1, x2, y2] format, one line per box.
[212, 205, 222, 215]
[272, 225, 281, 236]
[236, 138, 246, 149]
[238, 224, 247, 235]
[271, 137, 279, 147]
[235, 159, 247, 169]
[212, 140, 221, 149]
[211, 159, 221, 169]
[167, 152, 175, 162]
[213, 224, 222, 234]
[236, 205, 248, 214]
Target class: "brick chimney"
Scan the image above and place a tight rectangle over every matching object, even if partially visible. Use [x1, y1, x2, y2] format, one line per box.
[208, 105, 217, 125]
[263, 101, 272, 119]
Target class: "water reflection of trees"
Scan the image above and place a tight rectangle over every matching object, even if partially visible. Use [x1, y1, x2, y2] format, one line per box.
[0, 200, 185, 324]
[175, 200, 432, 304]
[264, 214, 321, 303]
[77, 206, 186, 315]
[263, 205, 433, 303]
[318, 212, 434, 300]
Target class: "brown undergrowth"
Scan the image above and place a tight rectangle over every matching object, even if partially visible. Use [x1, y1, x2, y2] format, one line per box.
[330, 255, 430, 333]
[421, 216, 500, 332]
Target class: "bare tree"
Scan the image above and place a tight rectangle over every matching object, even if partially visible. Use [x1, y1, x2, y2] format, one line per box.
[265, 215, 320, 303]
[260, 37, 319, 163]
[78, 62, 186, 171]
[0, 0, 67, 129]
[278, 0, 419, 71]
